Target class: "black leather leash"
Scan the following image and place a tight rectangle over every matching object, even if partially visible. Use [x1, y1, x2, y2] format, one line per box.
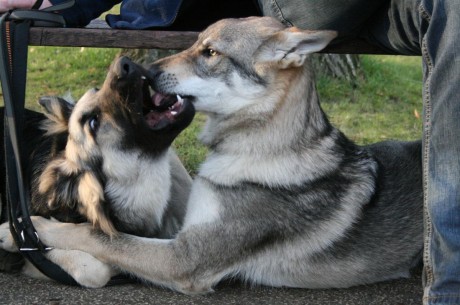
[0, 0, 79, 285]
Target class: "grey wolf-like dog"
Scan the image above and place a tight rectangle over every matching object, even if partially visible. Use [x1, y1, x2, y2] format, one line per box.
[0, 17, 423, 293]
[0, 57, 194, 286]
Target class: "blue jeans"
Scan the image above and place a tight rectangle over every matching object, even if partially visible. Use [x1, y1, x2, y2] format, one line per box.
[259, 0, 460, 304]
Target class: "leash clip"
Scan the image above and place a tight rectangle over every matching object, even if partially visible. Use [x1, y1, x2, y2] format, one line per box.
[19, 230, 53, 252]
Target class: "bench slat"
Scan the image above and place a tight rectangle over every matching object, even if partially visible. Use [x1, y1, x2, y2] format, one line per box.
[28, 19, 402, 54]
[29, 27, 198, 50]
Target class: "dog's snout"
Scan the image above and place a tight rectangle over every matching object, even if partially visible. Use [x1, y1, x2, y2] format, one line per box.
[114, 56, 137, 80]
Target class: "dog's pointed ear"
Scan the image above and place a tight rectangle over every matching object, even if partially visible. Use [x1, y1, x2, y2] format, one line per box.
[255, 28, 337, 69]
[39, 96, 74, 135]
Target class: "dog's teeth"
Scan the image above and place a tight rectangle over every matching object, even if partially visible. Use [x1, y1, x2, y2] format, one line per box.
[176, 95, 184, 105]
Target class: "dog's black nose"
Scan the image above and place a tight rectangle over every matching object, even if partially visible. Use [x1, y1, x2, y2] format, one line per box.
[114, 56, 137, 80]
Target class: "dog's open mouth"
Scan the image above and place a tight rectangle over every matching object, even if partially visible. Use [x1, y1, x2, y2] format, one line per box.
[145, 92, 185, 129]
[141, 79, 191, 130]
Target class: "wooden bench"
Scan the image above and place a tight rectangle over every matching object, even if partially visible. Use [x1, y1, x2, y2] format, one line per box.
[28, 19, 401, 54]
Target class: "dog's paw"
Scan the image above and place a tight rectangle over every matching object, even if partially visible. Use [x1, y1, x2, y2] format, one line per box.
[0, 222, 18, 252]
[47, 249, 115, 288]
[30, 216, 92, 250]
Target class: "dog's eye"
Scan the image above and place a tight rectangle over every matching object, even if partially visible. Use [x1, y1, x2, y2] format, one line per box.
[89, 115, 100, 133]
[203, 48, 219, 57]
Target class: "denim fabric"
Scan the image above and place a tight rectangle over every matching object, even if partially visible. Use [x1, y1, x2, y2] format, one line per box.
[418, 1, 460, 304]
[258, 0, 460, 304]
[106, 0, 183, 29]
[257, 0, 387, 42]
[49, 0, 121, 27]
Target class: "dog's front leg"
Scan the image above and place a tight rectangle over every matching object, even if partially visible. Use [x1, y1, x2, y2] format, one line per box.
[0, 221, 117, 288]
[1, 217, 217, 294]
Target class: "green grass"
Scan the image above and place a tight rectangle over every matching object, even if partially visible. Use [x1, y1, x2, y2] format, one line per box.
[172, 113, 208, 175]
[2, 48, 423, 175]
[25, 46, 121, 111]
[318, 55, 423, 144]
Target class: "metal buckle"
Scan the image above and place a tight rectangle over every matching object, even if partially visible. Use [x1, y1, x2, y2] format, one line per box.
[19, 230, 53, 251]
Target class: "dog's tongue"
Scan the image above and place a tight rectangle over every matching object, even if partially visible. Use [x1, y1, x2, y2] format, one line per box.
[152, 92, 166, 107]
[152, 92, 176, 107]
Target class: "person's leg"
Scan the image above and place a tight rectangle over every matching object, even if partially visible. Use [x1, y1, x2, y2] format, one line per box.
[257, 0, 387, 42]
[418, 1, 460, 303]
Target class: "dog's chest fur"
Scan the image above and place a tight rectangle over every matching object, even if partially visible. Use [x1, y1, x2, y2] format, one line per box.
[102, 148, 172, 237]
